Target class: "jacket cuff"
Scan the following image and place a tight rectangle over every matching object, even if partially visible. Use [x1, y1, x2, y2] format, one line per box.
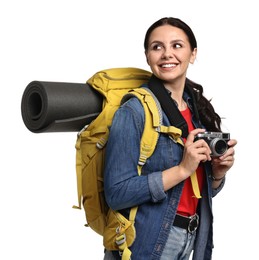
[148, 171, 167, 202]
[212, 176, 225, 197]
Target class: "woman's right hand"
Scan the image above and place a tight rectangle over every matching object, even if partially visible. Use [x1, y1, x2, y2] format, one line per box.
[162, 128, 211, 191]
[178, 128, 212, 179]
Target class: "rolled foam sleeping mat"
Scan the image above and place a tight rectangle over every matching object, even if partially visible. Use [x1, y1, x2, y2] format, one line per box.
[21, 81, 103, 133]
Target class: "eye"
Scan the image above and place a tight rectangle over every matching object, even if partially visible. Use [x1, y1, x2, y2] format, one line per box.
[150, 43, 163, 51]
[173, 43, 182, 49]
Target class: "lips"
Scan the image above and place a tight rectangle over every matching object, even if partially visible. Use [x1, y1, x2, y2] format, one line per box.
[160, 63, 177, 68]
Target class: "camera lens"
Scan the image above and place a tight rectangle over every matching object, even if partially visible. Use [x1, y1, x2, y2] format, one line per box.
[210, 138, 228, 157]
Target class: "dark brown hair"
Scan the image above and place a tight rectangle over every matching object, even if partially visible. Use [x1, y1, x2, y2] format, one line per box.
[144, 17, 197, 51]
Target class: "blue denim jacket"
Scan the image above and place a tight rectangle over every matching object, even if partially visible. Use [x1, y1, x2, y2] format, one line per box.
[104, 86, 224, 260]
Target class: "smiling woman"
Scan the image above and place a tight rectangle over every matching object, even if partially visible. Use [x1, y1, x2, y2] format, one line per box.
[145, 24, 197, 110]
[1, 0, 256, 258]
[103, 17, 237, 260]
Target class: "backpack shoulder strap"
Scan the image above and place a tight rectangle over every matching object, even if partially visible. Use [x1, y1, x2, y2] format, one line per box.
[122, 87, 161, 168]
[131, 88, 201, 200]
[122, 87, 183, 167]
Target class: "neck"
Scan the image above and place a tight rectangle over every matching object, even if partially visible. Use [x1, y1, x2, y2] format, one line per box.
[163, 78, 186, 105]
[173, 96, 187, 111]
[164, 82, 186, 111]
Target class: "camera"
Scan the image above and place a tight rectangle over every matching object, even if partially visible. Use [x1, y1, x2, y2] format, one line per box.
[194, 132, 230, 157]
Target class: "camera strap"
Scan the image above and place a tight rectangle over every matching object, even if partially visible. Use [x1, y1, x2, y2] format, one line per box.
[148, 75, 189, 138]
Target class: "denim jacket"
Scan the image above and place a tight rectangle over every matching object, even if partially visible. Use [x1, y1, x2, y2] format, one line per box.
[104, 85, 225, 260]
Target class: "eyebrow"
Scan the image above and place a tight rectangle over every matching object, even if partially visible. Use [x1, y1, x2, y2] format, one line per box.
[150, 39, 185, 45]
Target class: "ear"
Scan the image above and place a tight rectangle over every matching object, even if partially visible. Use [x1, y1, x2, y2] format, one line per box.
[145, 51, 150, 65]
[190, 48, 197, 64]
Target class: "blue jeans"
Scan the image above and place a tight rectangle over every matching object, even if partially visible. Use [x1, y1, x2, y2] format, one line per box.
[103, 226, 196, 260]
[103, 250, 117, 260]
[160, 226, 196, 260]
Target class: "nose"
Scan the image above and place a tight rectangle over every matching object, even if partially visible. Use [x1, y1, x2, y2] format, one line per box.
[162, 47, 173, 59]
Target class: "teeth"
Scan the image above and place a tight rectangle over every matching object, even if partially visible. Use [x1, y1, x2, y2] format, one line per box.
[161, 64, 176, 68]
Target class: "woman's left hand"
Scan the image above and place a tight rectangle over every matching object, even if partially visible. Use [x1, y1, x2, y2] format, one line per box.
[211, 139, 237, 179]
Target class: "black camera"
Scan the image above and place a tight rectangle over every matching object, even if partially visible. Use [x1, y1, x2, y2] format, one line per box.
[195, 132, 230, 157]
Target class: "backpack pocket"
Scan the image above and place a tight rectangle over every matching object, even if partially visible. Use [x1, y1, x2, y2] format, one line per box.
[103, 208, 136, 251]
[80, 127, 109, 235]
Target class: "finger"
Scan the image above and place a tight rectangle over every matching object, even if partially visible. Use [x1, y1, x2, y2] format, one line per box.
[193, 139, 211, 152]
[219, 146, 235, 160]
[228, 139, 237, 147]
[213, 154, 235, 164]
[186, 128, 206, 145]
[192, 140, 212, 161]
[213, 159, 234, 168]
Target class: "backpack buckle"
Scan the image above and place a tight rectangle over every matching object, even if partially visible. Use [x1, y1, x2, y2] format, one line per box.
[115, 233, 126, 246]
[77, 124, 88, 137]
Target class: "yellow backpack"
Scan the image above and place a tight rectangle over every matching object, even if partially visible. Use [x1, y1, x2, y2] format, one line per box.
[73, 67, 182, 259]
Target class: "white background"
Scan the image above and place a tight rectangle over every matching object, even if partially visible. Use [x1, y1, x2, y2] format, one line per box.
[1, 0, 257, 259]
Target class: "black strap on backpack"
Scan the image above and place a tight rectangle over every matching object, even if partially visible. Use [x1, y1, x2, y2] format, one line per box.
[148, 74, 199, 138]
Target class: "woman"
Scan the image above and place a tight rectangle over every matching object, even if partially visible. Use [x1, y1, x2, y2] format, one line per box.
[104, 17, 237, 260]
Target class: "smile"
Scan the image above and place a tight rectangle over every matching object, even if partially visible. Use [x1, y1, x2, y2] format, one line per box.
[160, 63, 177, 68]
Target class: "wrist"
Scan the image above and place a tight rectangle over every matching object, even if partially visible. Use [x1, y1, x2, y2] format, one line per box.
[211, 174, 226, 182]
[178, 164, 192, 180]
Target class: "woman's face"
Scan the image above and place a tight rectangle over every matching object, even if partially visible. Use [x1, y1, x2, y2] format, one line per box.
[145, 24, 197, 85]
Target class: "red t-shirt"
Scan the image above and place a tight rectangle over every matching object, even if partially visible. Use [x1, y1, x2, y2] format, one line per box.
[177, 107, 205, 216]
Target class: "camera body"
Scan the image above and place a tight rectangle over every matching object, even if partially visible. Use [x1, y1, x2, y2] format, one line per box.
[195, 132, 230, 157]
